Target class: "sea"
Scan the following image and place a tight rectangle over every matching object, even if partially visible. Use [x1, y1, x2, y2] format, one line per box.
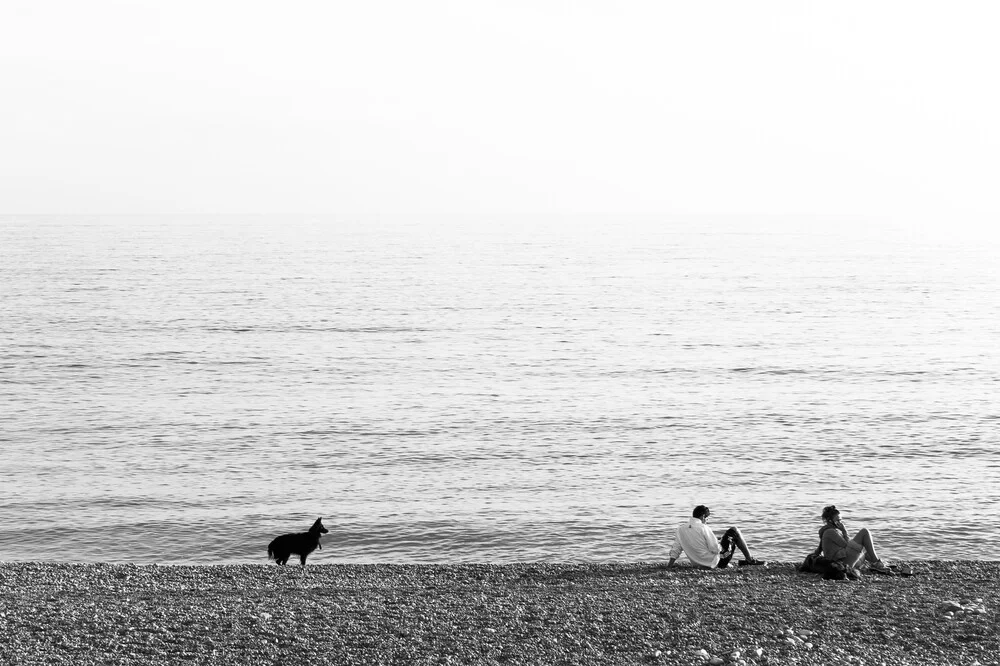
[1, 215, 998, 565]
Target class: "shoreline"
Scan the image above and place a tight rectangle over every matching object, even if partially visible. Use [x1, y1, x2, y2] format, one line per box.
[1, 561, 997, 665]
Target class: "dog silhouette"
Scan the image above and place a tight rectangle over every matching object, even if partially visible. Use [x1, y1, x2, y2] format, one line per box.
[267, 517, 328, 566]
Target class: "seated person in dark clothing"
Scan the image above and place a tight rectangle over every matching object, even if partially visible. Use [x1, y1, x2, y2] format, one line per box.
[819, 505, 891, 576]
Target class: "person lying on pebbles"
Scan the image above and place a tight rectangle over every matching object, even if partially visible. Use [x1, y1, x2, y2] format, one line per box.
[819, 504, 892, 579]
[666, 504, 767, 569]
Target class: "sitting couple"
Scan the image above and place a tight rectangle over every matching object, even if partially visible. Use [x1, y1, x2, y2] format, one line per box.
[666, 504, 889, 574]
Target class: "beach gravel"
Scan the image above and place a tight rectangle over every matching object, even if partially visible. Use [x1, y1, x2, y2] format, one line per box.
[1, 561, 998, 665]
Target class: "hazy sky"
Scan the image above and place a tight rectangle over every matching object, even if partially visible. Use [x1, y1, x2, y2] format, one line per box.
[3, 1, 999, 218]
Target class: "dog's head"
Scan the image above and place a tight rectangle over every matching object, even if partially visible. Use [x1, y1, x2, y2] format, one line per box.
[311, 517, 329, 534]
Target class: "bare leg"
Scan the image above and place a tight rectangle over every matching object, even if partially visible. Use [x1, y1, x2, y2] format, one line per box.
[851, 528, 880, 563]
[720, 526, 753, 561]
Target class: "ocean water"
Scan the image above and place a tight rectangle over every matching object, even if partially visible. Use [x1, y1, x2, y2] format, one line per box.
[1, 215, 998, 565]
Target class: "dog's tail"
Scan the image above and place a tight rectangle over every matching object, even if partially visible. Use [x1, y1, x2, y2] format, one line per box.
[267, 539, 276, 561]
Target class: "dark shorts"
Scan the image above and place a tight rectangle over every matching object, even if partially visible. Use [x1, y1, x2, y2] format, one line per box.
[717, 527, 740, 568]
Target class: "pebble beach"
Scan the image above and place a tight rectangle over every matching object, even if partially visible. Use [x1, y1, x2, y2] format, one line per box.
[1, 561, 997, 665]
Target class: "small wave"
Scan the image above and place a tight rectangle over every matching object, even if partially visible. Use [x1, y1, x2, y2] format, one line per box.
[730, 367, 810, 375]
[201, 325, 438, 334]
[299, 429, 434, 437]
[602, 368, 698, 376]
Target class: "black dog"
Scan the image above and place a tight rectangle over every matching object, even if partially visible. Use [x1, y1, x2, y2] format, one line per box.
[267, 517, 328, 566]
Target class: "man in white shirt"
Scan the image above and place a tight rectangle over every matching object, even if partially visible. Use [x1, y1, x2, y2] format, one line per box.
[667, 505, 766, 568]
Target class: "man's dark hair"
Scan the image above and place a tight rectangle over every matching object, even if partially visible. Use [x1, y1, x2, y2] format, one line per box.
[693, 505, 710, 519]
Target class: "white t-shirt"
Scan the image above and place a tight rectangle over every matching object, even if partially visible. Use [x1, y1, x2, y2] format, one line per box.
[669, 517, 721, 567]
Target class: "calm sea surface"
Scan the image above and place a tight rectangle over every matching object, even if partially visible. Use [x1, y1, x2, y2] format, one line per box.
[1, 216, 998, 564]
